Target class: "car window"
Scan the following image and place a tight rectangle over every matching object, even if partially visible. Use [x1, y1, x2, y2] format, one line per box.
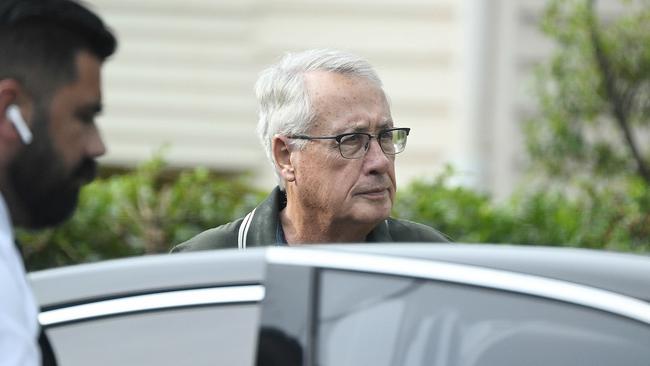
[255, 262, 313, 366]
[316, 269, 650, 366]
[47, 304, 260, 366]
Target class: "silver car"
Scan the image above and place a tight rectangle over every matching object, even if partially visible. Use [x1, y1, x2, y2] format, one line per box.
[30, 244, 650, 365]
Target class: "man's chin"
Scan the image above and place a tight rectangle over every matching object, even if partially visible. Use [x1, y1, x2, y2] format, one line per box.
[27, 190, 80, 229]
[350, 204, 392, 226]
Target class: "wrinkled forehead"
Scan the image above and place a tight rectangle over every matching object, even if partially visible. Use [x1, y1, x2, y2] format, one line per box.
[304, 71, 391, 133]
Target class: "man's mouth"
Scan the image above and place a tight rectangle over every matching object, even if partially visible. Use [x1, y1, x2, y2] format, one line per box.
[73, 159, 97, 184]
[357, 187, 389, 198]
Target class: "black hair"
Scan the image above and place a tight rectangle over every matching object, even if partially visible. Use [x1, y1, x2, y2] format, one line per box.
[0, 0, 117, 101]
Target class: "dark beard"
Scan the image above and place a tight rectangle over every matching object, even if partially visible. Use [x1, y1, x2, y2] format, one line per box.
[8, 109, 97, 229]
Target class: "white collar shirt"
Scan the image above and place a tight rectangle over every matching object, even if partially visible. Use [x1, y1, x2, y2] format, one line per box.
[0, 193, 40, 366]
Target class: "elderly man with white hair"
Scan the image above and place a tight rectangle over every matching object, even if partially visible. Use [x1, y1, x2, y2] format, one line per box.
[173, 49, 447, 251]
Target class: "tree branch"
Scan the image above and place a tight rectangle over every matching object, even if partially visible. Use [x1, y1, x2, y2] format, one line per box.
[587, 0, 650, 184]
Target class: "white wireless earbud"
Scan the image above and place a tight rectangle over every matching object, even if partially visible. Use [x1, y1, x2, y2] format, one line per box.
[6, 104, 32, 145]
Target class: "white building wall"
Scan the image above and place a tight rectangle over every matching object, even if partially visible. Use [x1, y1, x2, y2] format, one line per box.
[85, 0, 624, 197]
[475, 0, 624, 200]
[86, 0, 462, 192]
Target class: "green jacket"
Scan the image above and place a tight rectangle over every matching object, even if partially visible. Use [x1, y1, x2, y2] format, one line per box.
[171, 187, 448, 252]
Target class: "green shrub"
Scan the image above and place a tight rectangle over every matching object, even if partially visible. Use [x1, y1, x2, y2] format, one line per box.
[393, 167, 515, 243]
[19, 157, 265, 271]
[394, 169, 650, 252]
[20, 159, 648, 271]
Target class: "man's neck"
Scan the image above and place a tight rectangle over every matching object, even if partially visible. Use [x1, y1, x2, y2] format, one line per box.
[279, 204, 374, 245]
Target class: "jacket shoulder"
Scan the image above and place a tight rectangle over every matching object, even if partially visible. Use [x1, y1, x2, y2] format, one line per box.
[388, 218, 450, 243]
[170, 219, 243, 253]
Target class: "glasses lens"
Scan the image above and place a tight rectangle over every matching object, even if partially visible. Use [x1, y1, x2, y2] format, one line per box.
[339, 133, 369, 158]
[380, 129, 408, 155]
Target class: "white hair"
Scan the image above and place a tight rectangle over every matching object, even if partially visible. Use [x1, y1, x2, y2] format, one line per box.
[255, 48, 384, 189]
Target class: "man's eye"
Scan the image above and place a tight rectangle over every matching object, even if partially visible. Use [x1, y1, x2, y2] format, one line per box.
[341, 134, 362, 145]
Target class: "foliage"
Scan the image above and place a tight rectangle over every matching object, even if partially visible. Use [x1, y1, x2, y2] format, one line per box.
[19, 157, 265, 271]
[393, 168, 650, 252]
[18, 158, 650, 270]
[526, 0, 650, 185]
[19, 0, 650, 271]
[19, 157, 649, 272]
[391, 0, 650, 251]
[393, 167, 514, 243]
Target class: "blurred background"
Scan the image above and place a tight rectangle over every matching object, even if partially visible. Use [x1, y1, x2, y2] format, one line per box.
[86, 0, 557, 199]
[21, 0, 650, 269]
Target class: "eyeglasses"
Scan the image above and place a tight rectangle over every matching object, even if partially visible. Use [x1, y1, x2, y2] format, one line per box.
[287, 127, 410, 159]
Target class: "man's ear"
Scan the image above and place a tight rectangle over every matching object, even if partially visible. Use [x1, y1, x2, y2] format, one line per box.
[272, 135, 296, 182]
[0, 79, 22, 142]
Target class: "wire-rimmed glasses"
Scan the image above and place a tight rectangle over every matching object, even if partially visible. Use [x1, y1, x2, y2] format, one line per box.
[287, 127, 410, 159]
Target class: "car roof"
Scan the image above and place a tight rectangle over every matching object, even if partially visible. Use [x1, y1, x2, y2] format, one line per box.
[30, 243, 650, 307]
[319, 244, 650, 302]
[29, 249, 268, 307]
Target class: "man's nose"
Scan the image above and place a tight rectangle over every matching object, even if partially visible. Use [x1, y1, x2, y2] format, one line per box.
[85, 126, 106, 158]
[363, 137, 391, 174]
